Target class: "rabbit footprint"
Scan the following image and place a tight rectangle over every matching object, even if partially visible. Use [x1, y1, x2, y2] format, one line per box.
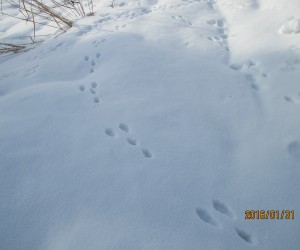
[212, 200, 235, 218]
[196, 200, 255, 245]
[105, 128, 115, 137]
[235, 228, 254, 244]
[141, 148, 152, 158]
[119, 123, 129, 133]
[78, 82, 100, 104]
[196, 207, 219, 228]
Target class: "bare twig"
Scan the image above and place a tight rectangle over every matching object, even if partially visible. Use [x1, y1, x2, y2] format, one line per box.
[0, 0, 96, 54]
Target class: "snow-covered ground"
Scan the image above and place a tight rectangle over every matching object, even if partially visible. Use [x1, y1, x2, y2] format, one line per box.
[0, 0, 300, 249]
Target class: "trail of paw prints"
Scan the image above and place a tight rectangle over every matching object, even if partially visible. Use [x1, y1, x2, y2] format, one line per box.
[109, 5, 150, 22]
[92, 38, 106, 48]
[229, 60, 268, 91]
[104, 123, 153, 159]
[230, 60, 268, 78]
[83, 46, 103, 74]
[171, 15, 192, 26]
[196, 200, 255, 245]
[83, 55, 95, 74]
[78, 81, 100, 104]
[206, 19, 229, 51]
[114, 24, 127, 31]
[154, 3, 167, 11]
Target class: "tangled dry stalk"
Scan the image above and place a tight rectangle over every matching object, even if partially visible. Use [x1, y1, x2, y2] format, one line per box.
[0, 0, 95, 54]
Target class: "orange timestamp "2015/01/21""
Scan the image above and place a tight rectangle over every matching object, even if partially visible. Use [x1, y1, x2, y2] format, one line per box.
[245, 210, 295, 220]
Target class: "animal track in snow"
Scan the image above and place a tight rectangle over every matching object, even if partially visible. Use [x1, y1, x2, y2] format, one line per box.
[141, 148, 152, 158]
[217, 28, 225, 34]
[105, 128, 115, 137]
[217, 20, 225, 28]
[207, 19, 216, 25]
[196, 200, 255, 245]
[245, 74, 259, 91]
[79, 85, 85, 91]
[235, 228, 254, 244]
[172, 15, 192, 26]
[284, 94, 300, 105]
[287, 140, 300, 159]
[284, 96, 293, 103]
[106, 123, 153, 159]
[84, 54, 97, 74]
[206, 19, 228, 50]
[78, 81, 100, 104]
[230, 60, 268, 91]
[114, 24, 127, 30]
[196, 207, 219, 227]
[119, 123, 129, 133]
[207, 19, 226, 28]
[250, 83, 259, 91]
[232, 60, 268, 78]
[90, 82, 99, 96]
[93, 38, 106, 47]
[127, 137, 137, 146]
[230, 64, 242, 70]
[212, 200, 234, 218]
[206, 0, 216, 9]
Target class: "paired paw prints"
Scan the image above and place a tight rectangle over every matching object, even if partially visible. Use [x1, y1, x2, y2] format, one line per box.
[196, 200, 255, 245]
[83, 38, 107, 73]
[230, 60, 268, 91]
[105, 123, 153, 159]
[114, 24, 127, 31]
[171, 15, 192, 26]
[207, 19, 229, 51]
[78, 81, 100, 104]
[84, 54, 99, 74]
[92, 38, 106, 48]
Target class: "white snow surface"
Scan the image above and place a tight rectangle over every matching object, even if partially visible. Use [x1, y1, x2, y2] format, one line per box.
[280, 18, 300, 35]
[0, 0, 300, 249]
